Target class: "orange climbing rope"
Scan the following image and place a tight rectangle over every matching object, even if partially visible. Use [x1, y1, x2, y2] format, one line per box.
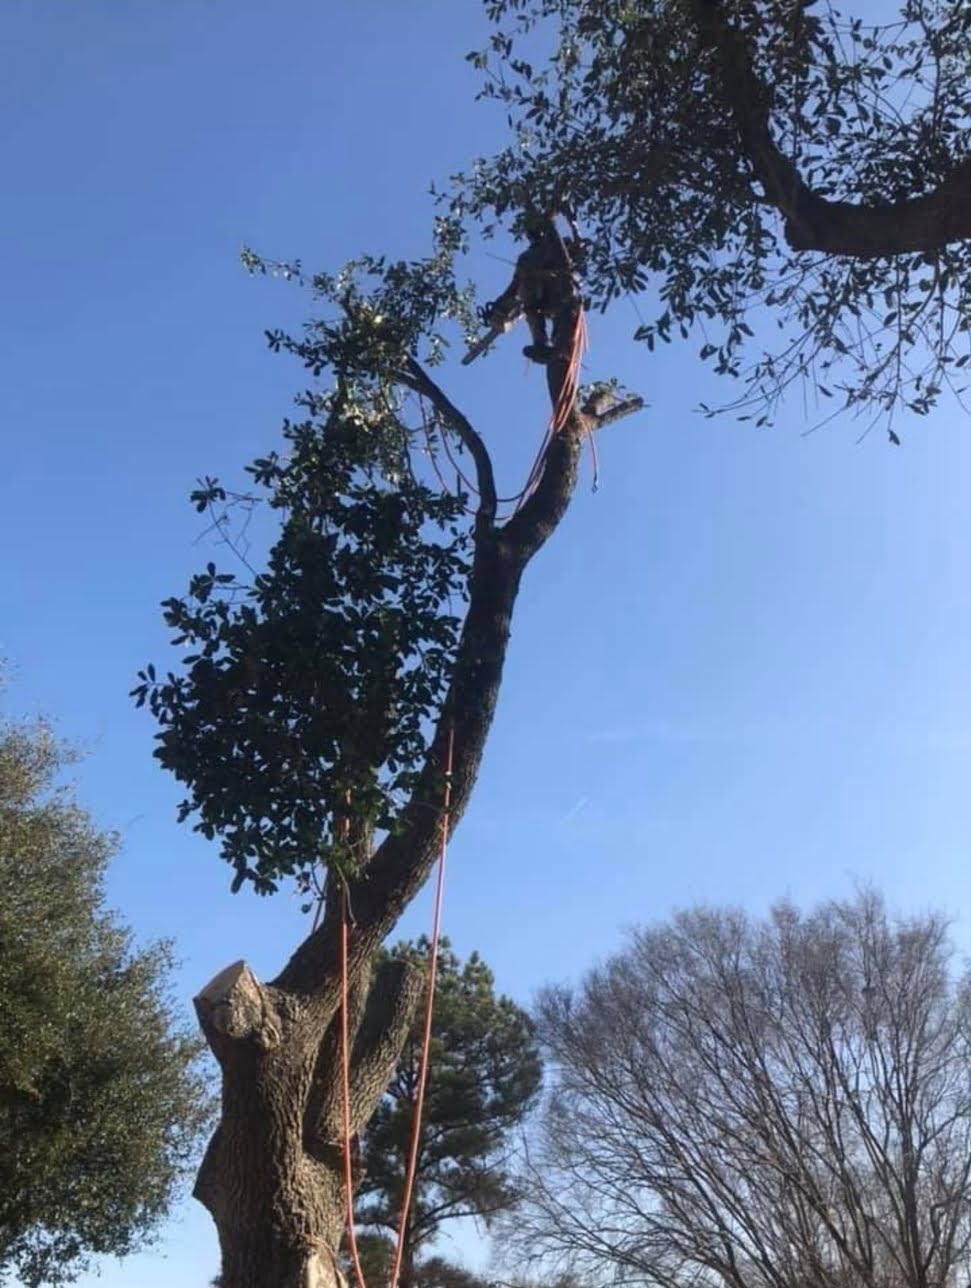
[513, 305, 595, 512]
[550, 307, 588, 436]
[340, 726, 455, 1288]
[421, 299, 594, 520]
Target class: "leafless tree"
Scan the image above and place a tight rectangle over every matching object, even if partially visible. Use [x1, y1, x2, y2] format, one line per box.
[506, 893, 971, 1288]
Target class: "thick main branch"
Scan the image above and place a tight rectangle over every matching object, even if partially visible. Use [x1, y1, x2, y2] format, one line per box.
[275, 362, 589, 997]
[694, 0, 971, 257]
[306, 957, 425, 1154]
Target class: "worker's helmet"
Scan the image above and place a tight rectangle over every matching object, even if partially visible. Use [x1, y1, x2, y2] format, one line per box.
[519, 211, 548, 243]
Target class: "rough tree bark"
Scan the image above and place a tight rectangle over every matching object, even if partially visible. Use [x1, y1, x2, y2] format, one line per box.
[191, 330, 640, 1288]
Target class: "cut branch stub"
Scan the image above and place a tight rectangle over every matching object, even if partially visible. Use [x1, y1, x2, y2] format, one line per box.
[195, 960, 283, 1052]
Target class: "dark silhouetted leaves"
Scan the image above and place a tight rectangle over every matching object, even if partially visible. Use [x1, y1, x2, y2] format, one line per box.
[134, 253, 474, 895]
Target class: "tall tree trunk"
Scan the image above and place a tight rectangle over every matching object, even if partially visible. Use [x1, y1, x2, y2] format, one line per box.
[194, 960, 424, 1288]
[189, 341, 639, 1287]
[207, 1131, 345, 1288]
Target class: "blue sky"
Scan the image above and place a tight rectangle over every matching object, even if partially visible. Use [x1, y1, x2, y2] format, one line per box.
[3, 3, 971, 1285]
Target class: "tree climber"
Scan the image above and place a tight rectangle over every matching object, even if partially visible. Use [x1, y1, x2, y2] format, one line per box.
[462, 213, 584, 367]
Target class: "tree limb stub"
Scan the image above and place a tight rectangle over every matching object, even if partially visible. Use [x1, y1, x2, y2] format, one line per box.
[584, 393, 646, 432]
[195, 960, 282, 1053]
[695, 0, 971, 257]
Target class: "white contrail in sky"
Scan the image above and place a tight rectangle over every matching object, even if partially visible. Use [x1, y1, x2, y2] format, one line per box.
[562, 796, 590, 823]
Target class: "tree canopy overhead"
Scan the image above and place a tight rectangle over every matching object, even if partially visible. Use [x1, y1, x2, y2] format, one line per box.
[458, 0, 971, 429]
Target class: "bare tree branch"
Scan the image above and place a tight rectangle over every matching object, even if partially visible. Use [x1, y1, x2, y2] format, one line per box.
[504, 895, 971, 1288]
[399, 357, 498, 524]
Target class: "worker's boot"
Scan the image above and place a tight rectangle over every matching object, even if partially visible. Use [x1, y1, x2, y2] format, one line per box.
[522, 343, 556, 364]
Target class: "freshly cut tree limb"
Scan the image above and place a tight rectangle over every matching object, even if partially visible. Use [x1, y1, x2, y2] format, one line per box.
[584, 394, 646, 432]
[195, 961, 283, 1055]
[694, 0, 971, 256]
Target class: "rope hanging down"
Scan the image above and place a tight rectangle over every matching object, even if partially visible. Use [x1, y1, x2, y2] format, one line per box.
[341, 726, 455, 1288]
[459, 212, 598, 509]
[431, 299, 595, 521]
[513, 305, 596, 513]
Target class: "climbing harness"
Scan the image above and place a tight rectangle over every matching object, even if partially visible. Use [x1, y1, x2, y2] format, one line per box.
[424, 297, 596, 520]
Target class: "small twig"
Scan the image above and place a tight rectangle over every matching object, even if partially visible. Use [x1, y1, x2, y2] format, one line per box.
[398, 359, 498, 523]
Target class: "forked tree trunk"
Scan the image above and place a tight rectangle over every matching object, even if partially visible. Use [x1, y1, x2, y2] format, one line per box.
[195, 959, 423, 1288]
[189, 330, 633, 1288]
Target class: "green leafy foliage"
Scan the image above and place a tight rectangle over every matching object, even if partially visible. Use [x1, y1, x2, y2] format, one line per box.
[134, 249, 475, 896]
[243, 214, 479, 370]
[356, 939, 542, 1278]
[455, 0, 971, 430]
[0, 712, 211, 1287]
